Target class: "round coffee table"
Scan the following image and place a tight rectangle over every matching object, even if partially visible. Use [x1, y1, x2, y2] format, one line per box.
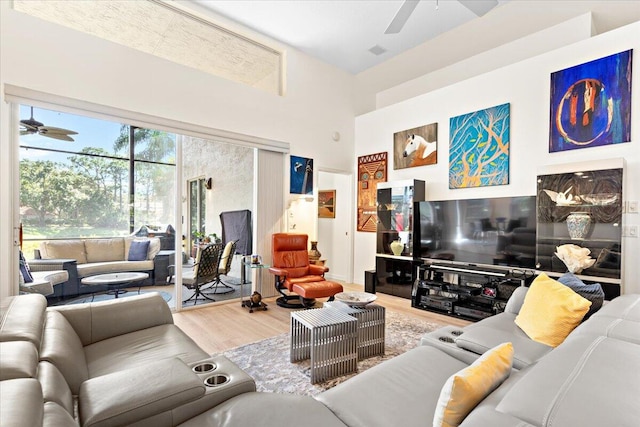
[81, 272, 149, 299]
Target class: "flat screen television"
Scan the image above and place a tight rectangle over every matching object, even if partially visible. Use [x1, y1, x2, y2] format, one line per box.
[413, 196, 537, 269]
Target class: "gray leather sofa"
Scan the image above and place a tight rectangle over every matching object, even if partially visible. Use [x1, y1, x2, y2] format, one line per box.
[0, 293, 255, 427]
[181, 288, 640, 427]
[3, 288, 639, 426]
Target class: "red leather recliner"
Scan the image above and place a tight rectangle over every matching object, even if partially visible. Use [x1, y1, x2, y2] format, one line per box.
[269, 233, 343, 308]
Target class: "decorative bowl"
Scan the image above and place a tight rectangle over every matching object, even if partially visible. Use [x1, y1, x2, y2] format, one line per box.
[334, 292, 377, 307]
[580, 193, 618, 206]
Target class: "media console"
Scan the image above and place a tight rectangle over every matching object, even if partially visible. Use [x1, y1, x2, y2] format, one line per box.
[411, 263, 527, 321]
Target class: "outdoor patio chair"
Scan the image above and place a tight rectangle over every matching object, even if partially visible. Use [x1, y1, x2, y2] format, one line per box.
[202, 240, 238, 295]
[181, 243, 223, 305]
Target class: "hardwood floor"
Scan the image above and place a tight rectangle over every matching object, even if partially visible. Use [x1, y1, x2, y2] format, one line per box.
[172, 282, 471, 354]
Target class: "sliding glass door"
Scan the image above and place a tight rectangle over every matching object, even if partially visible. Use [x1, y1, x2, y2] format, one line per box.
[19, 105, 177, 304]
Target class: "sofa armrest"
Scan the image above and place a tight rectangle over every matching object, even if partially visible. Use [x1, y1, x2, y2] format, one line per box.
[504, 286, 529, 314]
[0, 378, 44, 427]
[51, 293, 174, 345]
[28, 258, 79, 298]
[455, 326, 552, 370]
[79, 358, 205, 427]
[27, 258, 76, 272]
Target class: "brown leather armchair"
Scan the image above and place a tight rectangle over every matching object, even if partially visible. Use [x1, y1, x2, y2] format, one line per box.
[269, 233, 343, 308]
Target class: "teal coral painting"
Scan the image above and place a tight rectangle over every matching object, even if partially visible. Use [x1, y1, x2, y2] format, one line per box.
[449, 103, 510, 189]
[549, 50, 632, 152]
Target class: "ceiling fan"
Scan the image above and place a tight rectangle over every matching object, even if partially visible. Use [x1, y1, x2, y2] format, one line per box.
[20, 107, 78, 141]
[385, 0, 499, 34]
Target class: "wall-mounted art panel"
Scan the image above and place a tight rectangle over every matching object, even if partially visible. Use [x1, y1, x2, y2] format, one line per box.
[449, 103, 510, 189]
[357, 152, 387, 232]
[290, 155, 313, 194]
[318, 190, 336, 218]
[393, 123, 437, 170]
[549, 50, 633, 152]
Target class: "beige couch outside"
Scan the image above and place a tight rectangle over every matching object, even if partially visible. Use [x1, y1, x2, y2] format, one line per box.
[33, 236, 160, 298]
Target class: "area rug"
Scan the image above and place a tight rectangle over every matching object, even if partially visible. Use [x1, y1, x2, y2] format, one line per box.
[222, 310, 446, 396]
[60, 290, 172, 305]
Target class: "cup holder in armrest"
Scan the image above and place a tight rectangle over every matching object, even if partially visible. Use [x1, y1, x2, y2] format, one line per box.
[204, 374, 230, 387]
[438, 336, 455, 343]
[192, 362, 217, 373]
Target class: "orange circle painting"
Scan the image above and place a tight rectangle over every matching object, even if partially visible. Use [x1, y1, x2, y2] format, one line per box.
[549, 50, 632, 152]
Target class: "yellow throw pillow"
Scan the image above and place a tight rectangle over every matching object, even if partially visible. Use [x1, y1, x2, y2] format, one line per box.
[433, 342, 513, 427]
[514, 273, 591, 347]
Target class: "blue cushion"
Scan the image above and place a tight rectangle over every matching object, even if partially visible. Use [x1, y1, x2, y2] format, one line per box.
[128, 240, 150, 261]
[19, 250, 34, 283]
[557, 273, 604, 318]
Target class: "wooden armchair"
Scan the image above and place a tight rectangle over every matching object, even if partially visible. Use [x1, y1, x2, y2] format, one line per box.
[269, 233, 343, 308]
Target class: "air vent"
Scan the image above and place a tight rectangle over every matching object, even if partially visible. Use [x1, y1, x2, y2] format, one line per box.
[368, 45, 387, 56]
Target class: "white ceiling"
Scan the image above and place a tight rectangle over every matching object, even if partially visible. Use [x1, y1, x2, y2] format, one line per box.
[190, 0, 508, 74]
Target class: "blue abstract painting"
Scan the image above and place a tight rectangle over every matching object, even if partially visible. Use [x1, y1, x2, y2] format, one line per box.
[290, 155, 313, 194]
[449, 103, 510, 189]
[549, 50, 632, 152]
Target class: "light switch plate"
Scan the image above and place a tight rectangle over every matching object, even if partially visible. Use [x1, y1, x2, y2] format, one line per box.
[629, 201, 639, 214]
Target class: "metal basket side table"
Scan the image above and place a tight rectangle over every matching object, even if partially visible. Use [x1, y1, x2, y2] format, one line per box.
[290, 308, 358, 384]
[324, 302, 386, 359]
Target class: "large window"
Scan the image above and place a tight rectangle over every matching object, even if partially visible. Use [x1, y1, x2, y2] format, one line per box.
[19, 105, 176, 256]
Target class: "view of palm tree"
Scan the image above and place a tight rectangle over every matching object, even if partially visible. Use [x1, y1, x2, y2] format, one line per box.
[19, 105, 176, 256]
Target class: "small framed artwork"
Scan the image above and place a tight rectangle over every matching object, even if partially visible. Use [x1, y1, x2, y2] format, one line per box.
[393, 123, 438, 170]
[318, 190, 336, 218]
[290, 155, 313, 194]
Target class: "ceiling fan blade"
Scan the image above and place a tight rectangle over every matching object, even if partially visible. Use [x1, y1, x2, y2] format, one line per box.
[385, 0, 420, 34]
[39, 126, 78, 135]
[20, 130, 33, 135]
[458, 0, 498, 17]
[40, 132, 75, 142]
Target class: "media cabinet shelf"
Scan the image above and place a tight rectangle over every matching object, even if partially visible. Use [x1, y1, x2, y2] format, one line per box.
[376, 179, 425, 257]
[375, 256, 421, 299]
[411, 263, 526, 322]
[536, 161, 624, 280]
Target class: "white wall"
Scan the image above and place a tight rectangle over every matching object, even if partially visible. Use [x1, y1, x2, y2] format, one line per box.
[0, 3, 355, 298]
[353, 21, 640, 294]
[354, 1, 640, 115]
[374, 13, 594, 110]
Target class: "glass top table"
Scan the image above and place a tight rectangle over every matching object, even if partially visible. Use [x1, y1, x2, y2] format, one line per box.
[81, 272, 149, 299]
